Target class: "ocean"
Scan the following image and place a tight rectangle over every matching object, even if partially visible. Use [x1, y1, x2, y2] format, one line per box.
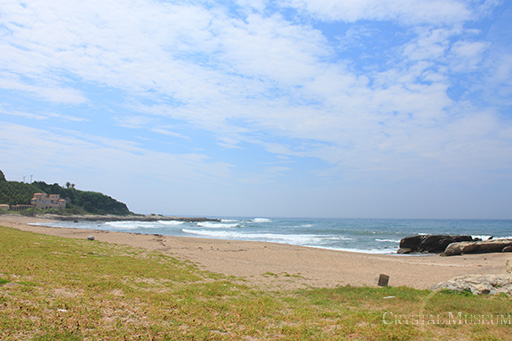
[33, 217, 512, 254]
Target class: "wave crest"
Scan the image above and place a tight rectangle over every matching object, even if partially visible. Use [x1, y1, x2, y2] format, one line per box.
[197, 222, 239, 228]
[252, 218, 271, 223]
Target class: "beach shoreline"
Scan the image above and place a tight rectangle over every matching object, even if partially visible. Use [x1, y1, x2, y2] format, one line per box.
[1, 214, 510, 290]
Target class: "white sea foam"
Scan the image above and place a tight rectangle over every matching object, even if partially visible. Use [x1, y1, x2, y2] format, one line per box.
[333, 247, 399, 255]
[376, 239, 401, 243]
[472, 235, 493, 240]
[472, 235, 512, 240]
[197, 222, 239, 228]
[158, 220, 183, 226]
[252, 218, 271, 223]
[105, 221, 159, 230]
[321, 235, 352, 241]
[182, 229, 325, 244]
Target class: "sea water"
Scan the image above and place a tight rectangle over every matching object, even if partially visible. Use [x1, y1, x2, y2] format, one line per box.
[33, 217, 512, 254]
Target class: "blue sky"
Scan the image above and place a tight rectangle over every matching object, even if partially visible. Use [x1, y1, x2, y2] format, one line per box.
[1, 0, 511, 219]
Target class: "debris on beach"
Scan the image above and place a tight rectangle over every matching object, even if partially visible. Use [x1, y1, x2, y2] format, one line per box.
[376, 273, 390, 287]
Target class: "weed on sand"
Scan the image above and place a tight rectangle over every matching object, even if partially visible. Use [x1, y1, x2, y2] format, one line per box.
[1, 226, 511, 339]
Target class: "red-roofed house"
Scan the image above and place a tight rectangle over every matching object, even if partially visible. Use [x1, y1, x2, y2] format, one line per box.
[31, 193, 66, 210]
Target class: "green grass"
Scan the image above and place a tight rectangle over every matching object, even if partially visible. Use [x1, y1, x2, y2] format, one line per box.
[1, 226, 511, 340]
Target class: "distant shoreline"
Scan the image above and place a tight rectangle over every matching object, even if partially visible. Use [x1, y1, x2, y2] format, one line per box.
[37, 214, 220, 223]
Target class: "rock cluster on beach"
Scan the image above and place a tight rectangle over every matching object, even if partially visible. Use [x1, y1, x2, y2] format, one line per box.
[432, 257, 512, 295]
[432, 273, 512, 295]
[397, 235, 474, 254]
[397, 234, 512, 256]
[442, 239, 512, 256]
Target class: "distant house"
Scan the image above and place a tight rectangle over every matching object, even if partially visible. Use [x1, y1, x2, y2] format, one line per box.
[0, 204, 9, 211]
[31, 193, 66, 210]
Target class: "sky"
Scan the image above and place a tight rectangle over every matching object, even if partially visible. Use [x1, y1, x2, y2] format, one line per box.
[1, 0, 511, 219]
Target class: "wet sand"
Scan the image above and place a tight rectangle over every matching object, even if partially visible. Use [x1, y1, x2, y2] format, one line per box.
[2, 214, 510, 290]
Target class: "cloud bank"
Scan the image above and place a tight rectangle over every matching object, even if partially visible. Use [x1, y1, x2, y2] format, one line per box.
[1, 0, 511, 218]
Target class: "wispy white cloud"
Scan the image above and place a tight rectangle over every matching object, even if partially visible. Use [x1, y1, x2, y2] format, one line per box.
[0, 121, 233, 185]
[151, 127, 189, 139]
[279, 0, 473, 25]
[448, 41, 490, 72]
[0, 106, 86, 122]
[0, 72, 87, 104]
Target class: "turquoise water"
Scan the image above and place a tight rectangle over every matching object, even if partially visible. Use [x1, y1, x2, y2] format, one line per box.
[34, 217, 512, 254]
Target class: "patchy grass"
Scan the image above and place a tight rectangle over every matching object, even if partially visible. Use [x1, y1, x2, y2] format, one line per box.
[1, 226, 511, 339]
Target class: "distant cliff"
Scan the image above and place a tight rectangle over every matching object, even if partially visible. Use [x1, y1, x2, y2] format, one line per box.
[0, 170, 132, 215]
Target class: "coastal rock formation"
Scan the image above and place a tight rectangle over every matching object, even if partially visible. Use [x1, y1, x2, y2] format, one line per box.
[442, 239, 512, 256]
[432, 274, 512, 295]
[397, 235, 473, 254]
[40, 214, 220, 223]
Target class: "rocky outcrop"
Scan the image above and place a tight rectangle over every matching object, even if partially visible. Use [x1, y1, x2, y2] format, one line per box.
[397, 235, 473, 254]
[442, 239, 512, 256]
[432, 274, 512, 295]
[40, 214, 220, 223]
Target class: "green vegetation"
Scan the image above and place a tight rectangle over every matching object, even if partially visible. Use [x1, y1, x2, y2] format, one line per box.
[0, 180, 42, 206]
[0, 170, 131, 215]
[1, 226, 510, 340]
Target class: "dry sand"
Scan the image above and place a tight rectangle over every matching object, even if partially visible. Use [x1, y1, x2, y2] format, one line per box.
[2, 215, 510, 291]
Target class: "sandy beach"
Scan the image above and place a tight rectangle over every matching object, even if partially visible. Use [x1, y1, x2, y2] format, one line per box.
[2, 214, 510, 291]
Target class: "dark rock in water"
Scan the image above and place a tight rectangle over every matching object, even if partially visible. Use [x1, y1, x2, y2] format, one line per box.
[398, 235, 473, 254]
[442, 239, 512, 256]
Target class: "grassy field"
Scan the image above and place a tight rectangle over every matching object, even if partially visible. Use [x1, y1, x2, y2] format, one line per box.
[1, 226, 511, 340]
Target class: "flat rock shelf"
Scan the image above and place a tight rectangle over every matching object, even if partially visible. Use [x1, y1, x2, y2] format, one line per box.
[40, 214, 220, 223]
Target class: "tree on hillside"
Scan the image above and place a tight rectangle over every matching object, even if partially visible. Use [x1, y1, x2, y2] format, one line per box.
[0, 181, 41, 205]
[0, 170, 6, 182]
